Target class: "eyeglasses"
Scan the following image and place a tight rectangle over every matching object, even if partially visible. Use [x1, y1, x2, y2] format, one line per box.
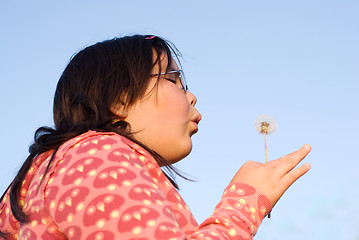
[152, 70, 188, 91]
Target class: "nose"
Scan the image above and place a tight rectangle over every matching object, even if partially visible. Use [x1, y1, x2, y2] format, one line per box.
[186, 91, 197, 106]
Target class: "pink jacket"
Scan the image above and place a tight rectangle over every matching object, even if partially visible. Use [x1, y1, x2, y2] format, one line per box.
[0, 131, 271, 239]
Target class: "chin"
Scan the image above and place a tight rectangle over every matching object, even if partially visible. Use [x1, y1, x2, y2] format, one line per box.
[167, 141, 193, 164]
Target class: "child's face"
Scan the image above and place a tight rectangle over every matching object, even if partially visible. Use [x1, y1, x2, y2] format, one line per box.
[121, 54, 201, 164]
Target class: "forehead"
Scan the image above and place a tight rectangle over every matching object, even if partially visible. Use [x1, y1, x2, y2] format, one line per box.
[153, 51, 179, 72]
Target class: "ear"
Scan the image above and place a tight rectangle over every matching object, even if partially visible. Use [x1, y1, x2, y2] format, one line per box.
[111, 101, 128, 118]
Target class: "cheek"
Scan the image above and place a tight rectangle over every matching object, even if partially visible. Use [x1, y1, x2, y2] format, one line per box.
[146, 91, 193, 162]
[159, 90, 190, 120]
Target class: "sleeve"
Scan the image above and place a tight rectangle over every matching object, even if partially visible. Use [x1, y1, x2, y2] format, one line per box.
[193, 183, 272, 239]
[43, 134, 271, 239]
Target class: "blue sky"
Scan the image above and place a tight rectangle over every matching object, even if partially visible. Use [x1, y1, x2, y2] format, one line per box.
[1, 1, 358, 239]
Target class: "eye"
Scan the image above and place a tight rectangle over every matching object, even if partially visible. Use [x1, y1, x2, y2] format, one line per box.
[164, 77, 176, 84]
[165, 72, 178, 84]
[163, 71, 186, 92]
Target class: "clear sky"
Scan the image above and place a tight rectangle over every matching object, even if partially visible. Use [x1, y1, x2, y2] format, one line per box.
[1, 1, 358, 239]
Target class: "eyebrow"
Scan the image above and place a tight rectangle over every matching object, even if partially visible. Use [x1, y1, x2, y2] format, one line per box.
[167, 64, 179, 72]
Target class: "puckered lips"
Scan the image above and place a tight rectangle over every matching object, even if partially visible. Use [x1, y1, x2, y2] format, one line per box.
[190, 113, 202, 135]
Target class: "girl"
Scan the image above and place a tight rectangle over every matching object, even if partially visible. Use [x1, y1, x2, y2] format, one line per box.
[0, 34, 311, 239]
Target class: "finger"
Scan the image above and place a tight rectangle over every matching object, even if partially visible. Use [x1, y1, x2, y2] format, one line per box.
[277, 144, 311, 173]
[282, 162, 311, 189]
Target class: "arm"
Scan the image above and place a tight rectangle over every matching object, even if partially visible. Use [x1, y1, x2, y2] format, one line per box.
[44, 134, 310, 239]
[192, 144, 311, 239]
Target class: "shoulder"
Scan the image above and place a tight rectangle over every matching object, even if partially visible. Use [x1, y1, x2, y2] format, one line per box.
[41, 130, 157, 213]
[62, 130, 134, 153]
[56, 130, 151, 164]
[50, 131, 152, 182]
[35, 130, 155, 198]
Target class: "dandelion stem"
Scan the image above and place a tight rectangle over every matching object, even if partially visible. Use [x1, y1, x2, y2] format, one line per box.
[264, 131, 268, 163]
[264, 131, 270, 217]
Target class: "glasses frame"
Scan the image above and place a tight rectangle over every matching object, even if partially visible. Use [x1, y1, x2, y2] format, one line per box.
[152, 70, 188, 91]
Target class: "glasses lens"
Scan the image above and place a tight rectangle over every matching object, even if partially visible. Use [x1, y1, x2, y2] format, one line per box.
[155, 70, 188, 91]
[178, 70, 188, 91]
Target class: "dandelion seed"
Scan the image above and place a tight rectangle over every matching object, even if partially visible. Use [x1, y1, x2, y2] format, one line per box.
[254, 115, 277, 135]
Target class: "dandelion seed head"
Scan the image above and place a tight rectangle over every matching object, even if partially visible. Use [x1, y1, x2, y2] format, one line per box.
[254, 115, 277, 134]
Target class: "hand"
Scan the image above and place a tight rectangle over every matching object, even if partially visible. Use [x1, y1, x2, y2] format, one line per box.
[230, 144, 311, 208]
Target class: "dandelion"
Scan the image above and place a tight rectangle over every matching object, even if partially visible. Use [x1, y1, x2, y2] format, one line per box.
[254, 115, 276, 218]
[254, 115, 277, 163]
